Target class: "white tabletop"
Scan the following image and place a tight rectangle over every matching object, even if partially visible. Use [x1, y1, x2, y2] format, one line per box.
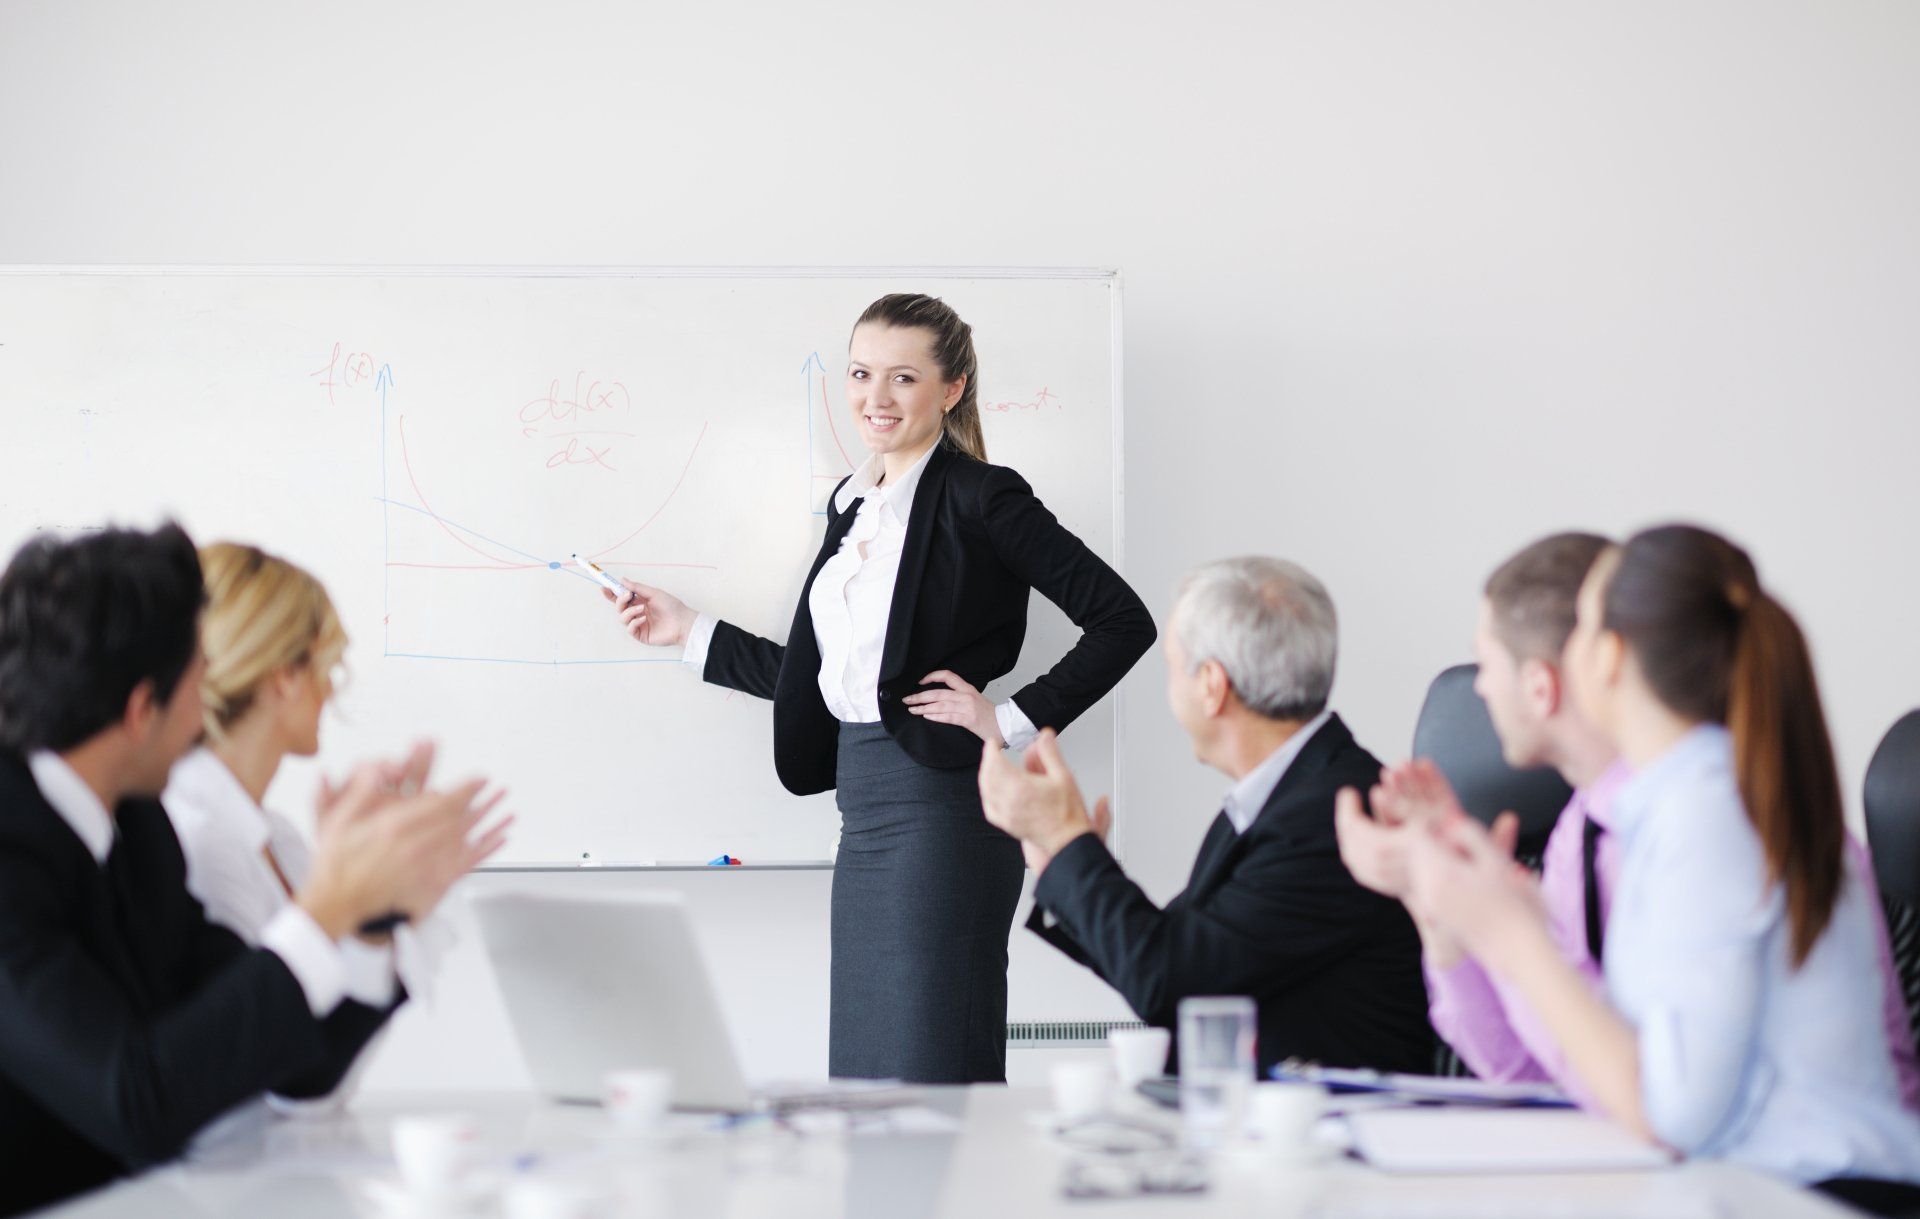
[40, 1087, 1857, 1219]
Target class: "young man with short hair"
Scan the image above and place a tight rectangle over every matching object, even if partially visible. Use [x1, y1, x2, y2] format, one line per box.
[0, 524, 496, 1216]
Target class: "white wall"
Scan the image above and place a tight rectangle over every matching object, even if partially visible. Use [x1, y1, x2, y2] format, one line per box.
[4, 0, 1918, 1086]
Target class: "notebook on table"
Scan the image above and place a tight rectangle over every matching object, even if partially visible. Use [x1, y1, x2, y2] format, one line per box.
[1345, 1108, 1677, 1174]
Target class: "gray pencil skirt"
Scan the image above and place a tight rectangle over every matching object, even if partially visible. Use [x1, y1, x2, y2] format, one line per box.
[829, 721, 1025, 1084]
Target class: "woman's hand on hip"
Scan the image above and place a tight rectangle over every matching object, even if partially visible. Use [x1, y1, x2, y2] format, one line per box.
[904, 670, 1004, 747]
[604, 578, 697, 648]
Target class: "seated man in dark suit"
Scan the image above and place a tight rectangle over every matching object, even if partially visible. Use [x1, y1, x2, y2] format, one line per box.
[0, 524, 497, 1217]
[980, 557, 1430, 1075]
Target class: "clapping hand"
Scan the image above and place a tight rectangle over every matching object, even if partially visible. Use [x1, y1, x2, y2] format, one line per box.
[316, 739, 437, 830]
[1374, 759, 1472, 827]
[300, 746, 513, 942]
[1403, 808, 1543, 974]
[977, 730, 1105, 875]
[1334, 758, 1472, 900]
[1335, 758, 1525, 969]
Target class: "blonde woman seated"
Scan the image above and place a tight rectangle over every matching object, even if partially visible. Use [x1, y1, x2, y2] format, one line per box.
[164, 542, 506, 1098]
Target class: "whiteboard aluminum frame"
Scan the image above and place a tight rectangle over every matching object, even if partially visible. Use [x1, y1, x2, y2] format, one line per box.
[1, 265, 1128, 871]
[1, 265, 1118, 280]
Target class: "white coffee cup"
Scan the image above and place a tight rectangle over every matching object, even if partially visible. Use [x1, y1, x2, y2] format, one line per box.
[1050, 1060, 1112, 1120]
[1108, 1027, 1171, 1088]
[1247, 1081, 1323, 1158]
[603, 1068, 673, 1132]
[391, 1113, 478, 1193]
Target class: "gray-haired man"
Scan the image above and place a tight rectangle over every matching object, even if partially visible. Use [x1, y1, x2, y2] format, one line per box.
[979, 557, 1431, 1074]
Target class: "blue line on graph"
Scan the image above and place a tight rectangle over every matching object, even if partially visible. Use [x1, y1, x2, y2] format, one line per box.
[372, 391, 714, 668]
[377, 364, 395, 656]
[804, 351, 829, 517]
[376, 487, 642, 664]
[386, 651, 682, 667]
[373, 496, 597, 586]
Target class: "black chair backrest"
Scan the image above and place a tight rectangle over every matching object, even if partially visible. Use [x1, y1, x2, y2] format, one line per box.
[1866, 710, 1920, 909]
[1864, 709, 1920, 1061]
[1813, 1176, 1920, 1219]
[1410, 664, 1574, 864]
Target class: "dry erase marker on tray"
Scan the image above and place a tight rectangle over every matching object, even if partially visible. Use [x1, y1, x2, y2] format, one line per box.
[572, 553, 629, 598]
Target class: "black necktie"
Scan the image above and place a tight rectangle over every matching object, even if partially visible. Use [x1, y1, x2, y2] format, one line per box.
[1582, 814, 1606, 963]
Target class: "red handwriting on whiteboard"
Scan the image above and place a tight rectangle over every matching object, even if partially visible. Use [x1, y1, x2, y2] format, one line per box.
[519, 372, 633, 473]
[981, 387, 1063, 414]
[544, 435, 630, 471]
[519, 372, 630, 425]
[310, 342, 383, 407]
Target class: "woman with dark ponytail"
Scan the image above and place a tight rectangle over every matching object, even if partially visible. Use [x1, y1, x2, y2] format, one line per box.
[1402, 524, 1920, 1183]
[602, 294, 1155, 1083]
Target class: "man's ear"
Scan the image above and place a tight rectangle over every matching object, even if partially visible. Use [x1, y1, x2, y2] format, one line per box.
[1596, 629, 1627, 689]
[1199, 659, 1232, 718]
[121, 679, 159, 743]
[1520, 656, 1562, 719]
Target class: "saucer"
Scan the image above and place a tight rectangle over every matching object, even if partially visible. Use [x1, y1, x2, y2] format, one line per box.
[359, 1173, 497, 1218]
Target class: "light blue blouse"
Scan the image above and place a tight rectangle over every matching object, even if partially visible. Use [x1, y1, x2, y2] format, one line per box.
[1607, 725, 1920, 1182]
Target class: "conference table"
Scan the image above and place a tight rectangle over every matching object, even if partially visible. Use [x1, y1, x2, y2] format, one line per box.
[40, 1087, 1857, 1218]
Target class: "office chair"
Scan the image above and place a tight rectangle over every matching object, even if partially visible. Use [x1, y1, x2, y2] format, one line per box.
[1865, 709, 1920, 1062]
[1801, 713, 1920, 1219]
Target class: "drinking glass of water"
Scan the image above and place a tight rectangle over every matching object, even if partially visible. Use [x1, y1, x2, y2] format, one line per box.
[1176, 996, 1256, 1149]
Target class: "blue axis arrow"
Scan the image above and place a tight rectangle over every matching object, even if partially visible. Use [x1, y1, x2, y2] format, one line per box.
[804, 352, 831, 514]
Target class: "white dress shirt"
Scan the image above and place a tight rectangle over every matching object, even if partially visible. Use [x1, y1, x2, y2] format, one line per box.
[684, 446, 1039, 748]
[164, 747, 459, 1010]
[1605, 725, 1920, 1182]
[1221, 711, 1332, 834]
[24, 750, 350, 1020]
[162, 747, 456, 1139]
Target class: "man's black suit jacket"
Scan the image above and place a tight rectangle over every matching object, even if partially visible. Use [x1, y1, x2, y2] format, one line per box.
[1029, 714, 1433, 1075]
[703, 443, 1156, 795]
[0, 752, 396, 1217]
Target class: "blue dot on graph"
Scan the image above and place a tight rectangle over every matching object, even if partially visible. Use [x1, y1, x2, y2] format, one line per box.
[548, 561, 561, 570]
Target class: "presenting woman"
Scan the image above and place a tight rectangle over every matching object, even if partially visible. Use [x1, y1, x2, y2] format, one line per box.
[608, 293, 1155, 1084]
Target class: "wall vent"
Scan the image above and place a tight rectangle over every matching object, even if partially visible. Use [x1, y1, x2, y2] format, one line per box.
[1005, 1019, 1147, 1048]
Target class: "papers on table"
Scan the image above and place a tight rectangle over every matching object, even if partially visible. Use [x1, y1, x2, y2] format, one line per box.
[1344, 1108, 1678, 1175]
[1311, 1171, 1718, 1219]
[1274, 1065, 1573, 1108]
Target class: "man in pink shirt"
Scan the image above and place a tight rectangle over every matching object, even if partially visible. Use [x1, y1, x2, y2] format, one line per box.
[1336, 532, 1920, 1109]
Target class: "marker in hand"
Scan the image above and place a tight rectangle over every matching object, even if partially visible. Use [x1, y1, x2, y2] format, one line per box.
[572, 553, 631, 603]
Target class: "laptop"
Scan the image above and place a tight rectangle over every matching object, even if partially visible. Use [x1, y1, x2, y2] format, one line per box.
[474, 890, 911, 1113]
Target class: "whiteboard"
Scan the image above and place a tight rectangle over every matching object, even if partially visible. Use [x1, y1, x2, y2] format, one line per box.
[0, 268, 1126, 866]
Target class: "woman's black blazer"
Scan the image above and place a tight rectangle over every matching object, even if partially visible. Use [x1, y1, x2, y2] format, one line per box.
[700, 443, 1156, 796]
